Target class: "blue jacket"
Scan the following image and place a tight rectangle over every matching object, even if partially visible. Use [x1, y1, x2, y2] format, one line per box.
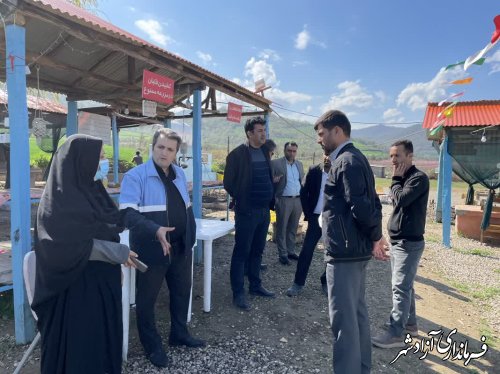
[119, 159, 196, 265]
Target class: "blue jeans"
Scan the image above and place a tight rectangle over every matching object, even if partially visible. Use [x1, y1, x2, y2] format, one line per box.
[230, 207, 270, 296]
[327, 260, 371, 374]
[389, 239, 425, 337]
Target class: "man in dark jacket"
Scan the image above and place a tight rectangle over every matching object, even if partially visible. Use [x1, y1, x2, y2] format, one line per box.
[315, 109, 388, 374]
[224, 117, 275, 311]
[372, 140, 429, 349]
[286, 153, 330, 297]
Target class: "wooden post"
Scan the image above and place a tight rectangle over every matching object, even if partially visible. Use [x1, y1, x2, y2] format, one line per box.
[66, 100, 78, 136]
[441, 135, 452, 248]
[264, 112, 270, 139]
[6, 17, 36, 344]
[192, 90, 203, 264]
[111, 114, 119, 184]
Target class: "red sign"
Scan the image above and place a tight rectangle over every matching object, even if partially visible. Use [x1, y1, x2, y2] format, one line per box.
[142, 70, 174, 104]
[227, 102, 243, 123]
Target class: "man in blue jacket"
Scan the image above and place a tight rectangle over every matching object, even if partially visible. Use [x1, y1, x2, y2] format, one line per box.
[120, 129, 205, 368]
[315, 110, 388, 374]
[372, 140, 429, 348]
[224, 116, 275, 311]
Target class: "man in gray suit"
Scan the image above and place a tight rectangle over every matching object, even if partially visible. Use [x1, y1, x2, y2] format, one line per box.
[272, 142, 305, 265]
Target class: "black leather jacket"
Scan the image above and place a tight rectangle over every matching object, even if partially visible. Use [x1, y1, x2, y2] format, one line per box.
[323, 144, 382, 262]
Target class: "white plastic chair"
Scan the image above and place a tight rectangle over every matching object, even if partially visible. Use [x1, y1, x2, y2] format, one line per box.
[13, 251, 40, 374]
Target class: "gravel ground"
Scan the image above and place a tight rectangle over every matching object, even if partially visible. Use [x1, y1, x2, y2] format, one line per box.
[0, 203, 499, 373]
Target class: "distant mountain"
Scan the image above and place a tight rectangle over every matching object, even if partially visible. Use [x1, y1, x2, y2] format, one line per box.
[351, 124, 438, 160]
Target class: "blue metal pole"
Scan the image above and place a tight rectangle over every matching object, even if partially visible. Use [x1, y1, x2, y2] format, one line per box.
[192, 90, 203, 264]
[435, 142, 444, 223]
[264, 112, 270, 139]
[442, 134, 453, 248]
[6, 21, 36, 344]
[164, 119, 171, 128]
[66, 101, 78, 136]
[111, 114, 119, 184]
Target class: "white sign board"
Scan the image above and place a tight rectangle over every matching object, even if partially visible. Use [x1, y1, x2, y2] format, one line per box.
[78, 112, 111, 144]
[0, 133, 10, 143]
[142, 100, 157, 117]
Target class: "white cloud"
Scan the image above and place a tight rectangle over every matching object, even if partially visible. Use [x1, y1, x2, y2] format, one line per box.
[383, 108, 405, 123]
[258, 49, 281, 61]
[128, 6, 136, 12]
[135, 19, 172, 47]
[396, 68, 465, 111]
[486, 49, 500, 75]
[244, 57, 277, 86]
[196, 51, 213, 65]
[321, 80, 376, 113]
[267, 88, 312, 105]
[295, 26, 310, 50]
[292, 60, 308, 67]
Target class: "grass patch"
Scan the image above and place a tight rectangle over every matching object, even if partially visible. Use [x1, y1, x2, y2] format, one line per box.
[454, 247, 495, 257]
[479, 320, 498, 349]
[449, 281, 500, 301]
[494, 269, 500, 274]
[0, 290, 14, 320]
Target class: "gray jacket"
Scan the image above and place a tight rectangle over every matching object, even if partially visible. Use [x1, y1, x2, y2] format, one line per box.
[271, 157, 305, 197]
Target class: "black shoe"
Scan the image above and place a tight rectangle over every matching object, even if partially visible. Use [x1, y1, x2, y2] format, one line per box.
[249, 286, 275, 298]
[321, 282, 328, 297]
[233, 294, 251, 311]
[288, 253, 299, 260]
[169, 335, 206, 348]
[279, 256, 290, 265]
[260, 263, 268, 271]
[148, 349, 168, 368]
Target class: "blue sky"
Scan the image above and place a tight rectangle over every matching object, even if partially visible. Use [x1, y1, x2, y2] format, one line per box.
[95, 0, 499, 128]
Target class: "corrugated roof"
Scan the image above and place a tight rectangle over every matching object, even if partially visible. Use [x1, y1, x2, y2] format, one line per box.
[0, 89, 66, 114]
[422, 100, 500, 129]
[27, 0, 270, 107]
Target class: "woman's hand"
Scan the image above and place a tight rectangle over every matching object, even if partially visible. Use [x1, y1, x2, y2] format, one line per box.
[124, 250, 138, 268]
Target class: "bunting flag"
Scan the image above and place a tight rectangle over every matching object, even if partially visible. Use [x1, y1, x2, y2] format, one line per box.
[445, 58, 485, 70]
[438, 92, 465, 106]
[463, 15, 500, 70]
[449, 77, 473, 85]
[491, 15, 500, 44]
[429, 124, 443, 137]
[437, 102, 458, 119]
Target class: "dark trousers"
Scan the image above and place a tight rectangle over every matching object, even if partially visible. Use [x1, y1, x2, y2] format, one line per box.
[327, 261, 371, 374]
[294, 214, 326, 286]
[230, 207, 270, 296]
[136, 245, 192, 355]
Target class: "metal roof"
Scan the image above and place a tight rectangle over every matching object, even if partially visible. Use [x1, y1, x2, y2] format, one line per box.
[0, 0, 271, 119]
[422, 100, 500, 129]
[0, 88, 66, 113]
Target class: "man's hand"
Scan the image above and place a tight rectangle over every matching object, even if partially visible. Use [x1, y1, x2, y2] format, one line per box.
[124, 250, 138, 268]
[156, 226, 176, 256]
[273, 174, 283, 183]
[372, 237, 390, 261]
[392, 163, 407, 177]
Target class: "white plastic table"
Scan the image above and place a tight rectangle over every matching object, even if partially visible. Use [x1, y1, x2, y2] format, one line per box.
[188, 218, 235, 321]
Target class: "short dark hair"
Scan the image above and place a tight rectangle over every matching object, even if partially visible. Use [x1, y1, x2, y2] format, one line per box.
[152, 128, 182, 151]
[136, 151, 141, 156]
[244, 116, 266, 136]
[391, 140, 413, 154]
[283, 141, 298, 153]
[314, 110, 351, 137]
[265, 139, 276, 152]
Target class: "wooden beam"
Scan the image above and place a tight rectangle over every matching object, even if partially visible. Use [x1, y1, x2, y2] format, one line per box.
[71, 50, 121, 87]
[127, 56, 136, 85]
[21, 4, 271, 110]
[170, 110, 267, 119]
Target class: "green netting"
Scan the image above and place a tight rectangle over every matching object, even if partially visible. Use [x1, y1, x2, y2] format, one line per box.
[447, 127, 500, 229]
[432, 140, 478, 204]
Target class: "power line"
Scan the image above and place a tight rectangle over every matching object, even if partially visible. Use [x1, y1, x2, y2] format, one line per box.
[270, 103, 422, 126]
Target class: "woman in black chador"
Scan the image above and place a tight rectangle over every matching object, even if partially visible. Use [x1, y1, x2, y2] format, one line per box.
[32, 134, 134, 374]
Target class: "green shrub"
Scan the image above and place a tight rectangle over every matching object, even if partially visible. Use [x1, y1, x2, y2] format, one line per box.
[32, 155, 50, 170]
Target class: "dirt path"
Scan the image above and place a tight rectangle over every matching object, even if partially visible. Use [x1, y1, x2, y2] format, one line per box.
[0, 207, 498, 373]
